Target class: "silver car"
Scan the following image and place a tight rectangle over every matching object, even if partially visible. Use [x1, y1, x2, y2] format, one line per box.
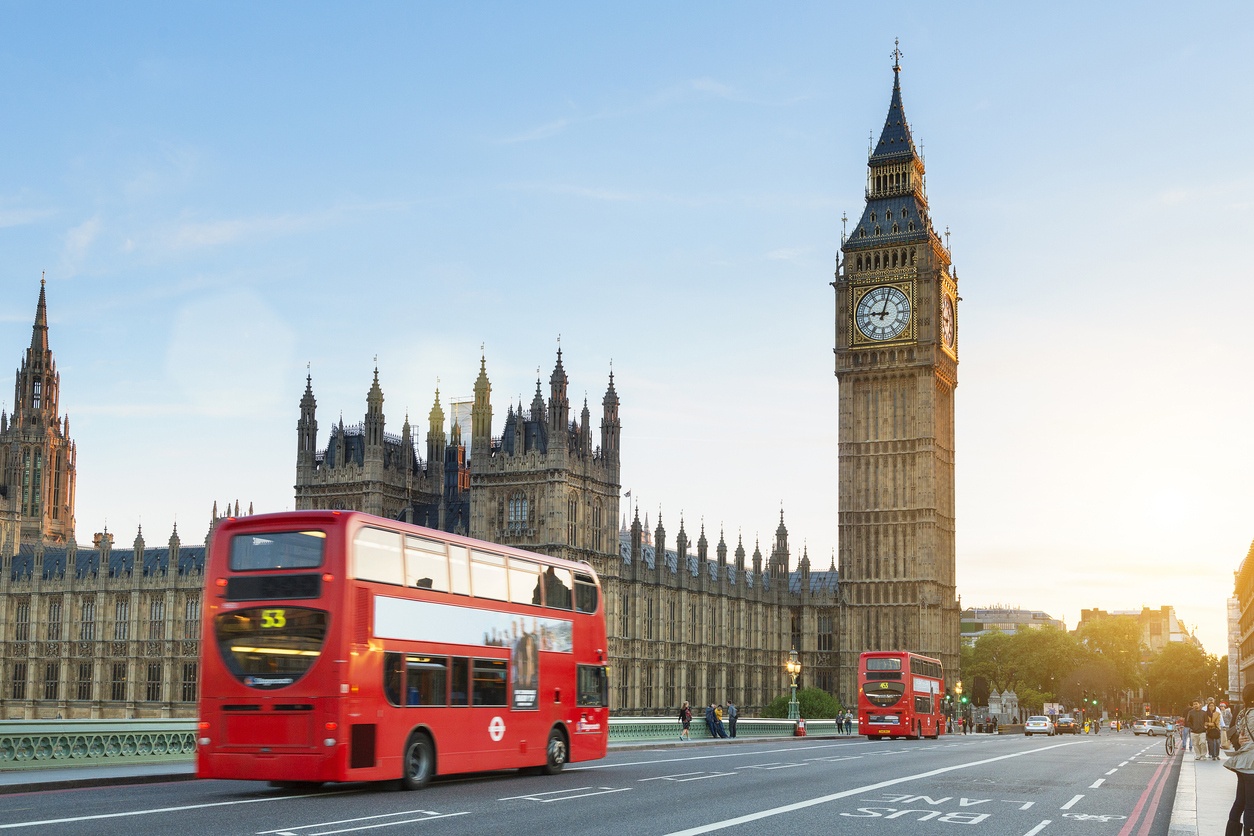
[1024, 716, 1055, 736]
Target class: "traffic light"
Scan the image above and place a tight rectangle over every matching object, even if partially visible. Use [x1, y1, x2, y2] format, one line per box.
[960, 695, 969, 704]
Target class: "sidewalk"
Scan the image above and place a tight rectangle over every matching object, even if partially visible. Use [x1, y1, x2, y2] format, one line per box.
[1170, 746, 1236, 835]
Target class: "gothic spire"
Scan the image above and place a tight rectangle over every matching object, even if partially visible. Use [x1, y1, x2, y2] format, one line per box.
[31, 274, 49, 354]
[870, 39, 920, 166]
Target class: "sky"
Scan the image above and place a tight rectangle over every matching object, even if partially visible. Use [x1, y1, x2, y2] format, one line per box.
[1, 2, 1251, 656]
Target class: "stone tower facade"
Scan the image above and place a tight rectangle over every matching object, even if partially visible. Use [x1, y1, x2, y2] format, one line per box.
[0, 278, 77, 552]
[834, 55, 961, 698]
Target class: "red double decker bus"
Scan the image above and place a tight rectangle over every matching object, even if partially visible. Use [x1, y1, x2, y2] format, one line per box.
[197, 510, 609, 788]
[858, 650, 947, 740]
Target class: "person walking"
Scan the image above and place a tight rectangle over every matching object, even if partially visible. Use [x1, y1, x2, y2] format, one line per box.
[704, 703, 717, 737]
[1224, 684, 1254, 836]
[1187, 700, 1210, 760]
[1208, 698, 1224, 760]
[727, 701, 738, 738]
[679, 700, 692, 741]
[1223, 702, 1234, 751]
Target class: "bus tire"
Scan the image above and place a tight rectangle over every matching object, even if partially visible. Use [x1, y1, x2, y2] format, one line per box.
[541, 727, 568, 775]
[401, 731, 434, 790]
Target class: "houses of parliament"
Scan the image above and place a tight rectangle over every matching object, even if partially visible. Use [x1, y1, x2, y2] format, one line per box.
[0, 57, 959, 719]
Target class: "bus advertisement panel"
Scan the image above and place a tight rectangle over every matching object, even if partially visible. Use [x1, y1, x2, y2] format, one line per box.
[858, 650, 947, 740]
[197, 510, 609, 789]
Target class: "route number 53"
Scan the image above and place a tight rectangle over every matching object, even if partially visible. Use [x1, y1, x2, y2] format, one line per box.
[260, 609, 287, 628]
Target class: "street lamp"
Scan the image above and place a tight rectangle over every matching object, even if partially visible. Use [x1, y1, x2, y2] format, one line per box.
[785, 648, 802, 720]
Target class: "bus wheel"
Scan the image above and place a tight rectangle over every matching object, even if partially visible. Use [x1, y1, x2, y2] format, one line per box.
[541, 728, 568, 775]
[401, 732, 434, 790]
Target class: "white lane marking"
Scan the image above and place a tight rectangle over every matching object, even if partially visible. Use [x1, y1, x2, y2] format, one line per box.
[500, 786, 630, 802]
[1060, 794, 1084, 810]
[805, 756, 863, 763]
[569, 741, 862, 771]
[639, 771, 737, 782]
[662, 740, 1086, 836]
[739, 762, 808, 770]
[1023, 821, 1052, 836]
[281, 811, 471, 836]
[0, 790, 355, 830]
[258, 810, 456, 834]
[1089, 778, 1105, 788]
[1105, 768, 1118, 775]
[1119, 761, 1129, 766]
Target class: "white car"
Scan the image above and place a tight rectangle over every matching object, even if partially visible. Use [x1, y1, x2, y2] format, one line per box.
[1024, 716, 1055, 737]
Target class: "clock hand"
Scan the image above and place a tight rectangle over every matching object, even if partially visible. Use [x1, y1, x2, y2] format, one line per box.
[877, 294, 891, 317]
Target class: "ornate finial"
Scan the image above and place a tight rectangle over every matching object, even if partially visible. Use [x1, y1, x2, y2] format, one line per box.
[41, 270, 46, 286]
[945, 226, 951, 254]
[841, 212, 848, 244]
[892, 38, 902, 71]
[868, 131, 873, 155]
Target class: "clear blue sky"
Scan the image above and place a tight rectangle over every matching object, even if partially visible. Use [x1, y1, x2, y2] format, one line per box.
[2, 2, 1250, 655]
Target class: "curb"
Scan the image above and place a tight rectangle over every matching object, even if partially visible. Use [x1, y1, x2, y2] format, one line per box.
[0, 770, 197, 796]
[1168, 752, 1196, 835]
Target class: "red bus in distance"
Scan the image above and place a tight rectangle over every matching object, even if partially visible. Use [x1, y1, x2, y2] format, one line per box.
[197, 510, 609, 788]
[858, 650, 947, 740]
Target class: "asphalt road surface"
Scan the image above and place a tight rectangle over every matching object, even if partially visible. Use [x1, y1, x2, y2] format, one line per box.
[0, 732, 1178, 835]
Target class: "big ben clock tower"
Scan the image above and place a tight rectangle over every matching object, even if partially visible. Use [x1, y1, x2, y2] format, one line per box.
[834, 47, 960, 701]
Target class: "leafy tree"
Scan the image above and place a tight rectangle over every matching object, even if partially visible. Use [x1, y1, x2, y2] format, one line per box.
[761, 687, 843, 719]
[1012, 627, 1084, 701]
[1074, 616, 1144, 694]
[1145, 642, 1219, 716]
[968, 632, 1019, 695]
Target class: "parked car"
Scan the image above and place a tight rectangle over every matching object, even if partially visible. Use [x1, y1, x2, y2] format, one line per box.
[1024, 716, 1055, 737]
[1055, 715, 1079, 734]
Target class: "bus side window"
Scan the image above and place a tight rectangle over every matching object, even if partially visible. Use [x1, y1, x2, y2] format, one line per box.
[405, 536, 449, 592]
[383, 652, 403, 707]
[450, 657, 469, 706]
[470, 551, 508, 602]
[447, 546, 470, 596]
[544, 566, 573, 610]
[574, 574, 598, 614]
[406, 656, 448, 707]
[472, 659, 507, 706]
[576, 664, 607, 707]
[353, 528, 404, 586]
[507, 558, 541, 606]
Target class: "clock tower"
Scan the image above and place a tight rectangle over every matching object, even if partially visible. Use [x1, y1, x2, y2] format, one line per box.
[834, 49, 960, 701]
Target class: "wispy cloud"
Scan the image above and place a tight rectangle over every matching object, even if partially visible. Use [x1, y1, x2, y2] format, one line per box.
[60, 215, 102, 275]
[766, 247, 809, 264]
[498, 77, 807, 144]
[0, 207, 55, 228]
[141, 200, 411, 255]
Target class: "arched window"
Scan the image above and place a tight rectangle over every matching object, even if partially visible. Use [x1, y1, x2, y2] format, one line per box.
[508, 492, 528, 534]
[567, 494, 578, 546]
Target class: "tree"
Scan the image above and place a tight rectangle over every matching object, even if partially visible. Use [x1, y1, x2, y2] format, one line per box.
[968, 632, 1019, 695]
[1074, 616, 1144, 696]
[1145, 642, 1219, 716]
[1012, 626, 1084, 701]
[762, 687, 843, 719]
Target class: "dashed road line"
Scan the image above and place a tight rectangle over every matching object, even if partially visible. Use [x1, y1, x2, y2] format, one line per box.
[1060, 794, 1084, 810]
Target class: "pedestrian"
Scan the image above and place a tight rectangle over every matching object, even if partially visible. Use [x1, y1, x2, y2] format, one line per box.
[679, 700, 692, 741]
[1187, 699, 1209, 760]
[1207, 697, 1224, 760]
[1224, 683, 1254, 836]
[1222, 702, 1234, 751]
[704, 703, 717, 737]
[713, 704, 729, 738]
[727, 701, 738, 738]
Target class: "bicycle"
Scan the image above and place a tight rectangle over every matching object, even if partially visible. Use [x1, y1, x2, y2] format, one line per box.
[1165, 725, 1177, 756]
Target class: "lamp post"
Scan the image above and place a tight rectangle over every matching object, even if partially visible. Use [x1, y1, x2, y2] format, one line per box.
[785, 648, 802, 720]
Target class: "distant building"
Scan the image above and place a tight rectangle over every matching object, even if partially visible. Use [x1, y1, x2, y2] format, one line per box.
[960, 607, 1065, 645]
[0, 281, 208, 719]
[1229, 593, 1242, 704]
[1075, 606, 1199, 659]
[1233, 541, 1254, 698]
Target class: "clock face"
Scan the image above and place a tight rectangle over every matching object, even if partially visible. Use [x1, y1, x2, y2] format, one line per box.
[940, 294, 955, 349]
[855, 286, 911, 341]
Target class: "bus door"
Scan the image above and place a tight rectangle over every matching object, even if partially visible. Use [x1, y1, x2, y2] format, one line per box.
[570, 663, 610, 761]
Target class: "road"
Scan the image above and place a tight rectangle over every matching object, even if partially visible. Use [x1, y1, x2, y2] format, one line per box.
[0, 732, 1178, 835]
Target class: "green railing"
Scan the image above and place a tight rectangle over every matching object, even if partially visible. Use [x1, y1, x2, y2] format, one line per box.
[0, 719, 198, 771]
[0, 716, 839, 771]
